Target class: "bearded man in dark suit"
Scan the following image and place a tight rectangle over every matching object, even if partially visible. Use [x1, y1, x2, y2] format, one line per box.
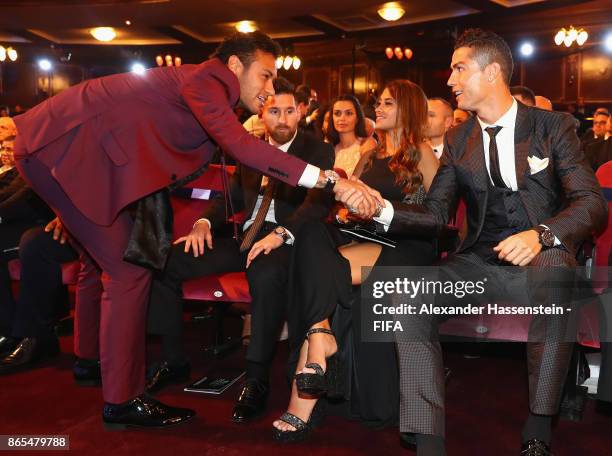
[13, 31, 379, 430]
[339, 29, 606, 455]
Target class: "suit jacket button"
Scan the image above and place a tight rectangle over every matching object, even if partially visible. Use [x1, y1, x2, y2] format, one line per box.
[171, 174, 177, 180]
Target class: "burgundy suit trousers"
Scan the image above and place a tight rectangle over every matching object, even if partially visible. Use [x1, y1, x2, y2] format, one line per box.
[16, 154, 151, 404]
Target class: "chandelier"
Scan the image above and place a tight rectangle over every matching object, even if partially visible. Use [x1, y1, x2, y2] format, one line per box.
[275, 55, 301, 70]
[0, 46, 18, 62]
[155, 54, 182, 67]
[385, 46, 413, 60]
[554, 26, 588, 47]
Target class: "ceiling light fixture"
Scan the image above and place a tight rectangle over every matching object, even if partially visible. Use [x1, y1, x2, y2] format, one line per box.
[236, 21, 257, 33]
[131, 63, 145, 75]
[90, 27, 116, 42]
[38, 59, 52, 71]
[378, 2, 405, 22]
[520, 42, 534, 57]
[554, 26, 588, 48]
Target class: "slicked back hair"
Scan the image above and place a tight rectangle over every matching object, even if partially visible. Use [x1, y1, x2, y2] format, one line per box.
[455, 28, 514, 86]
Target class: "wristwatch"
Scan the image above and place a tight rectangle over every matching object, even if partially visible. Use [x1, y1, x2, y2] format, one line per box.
[323, 169, 340, 192]
[533, 225, 555, 248]
[273, 226, 290, 243]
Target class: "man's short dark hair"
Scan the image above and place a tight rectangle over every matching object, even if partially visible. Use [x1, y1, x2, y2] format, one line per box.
[210, 31, 282, 68]
[272, 77, 295, 97]
[295, 86, 310, 106]
[455, 28, 514, 86]
[510, 86, 536, 106]
[428, 97, 453, 114]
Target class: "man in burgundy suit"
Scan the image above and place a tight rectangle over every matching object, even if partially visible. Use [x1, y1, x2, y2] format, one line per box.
[13, 31, 380, 429]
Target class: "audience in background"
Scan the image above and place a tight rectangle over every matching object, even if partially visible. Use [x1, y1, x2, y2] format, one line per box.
[452, 108, 470, 126]
[510, 85, 536, 107]
[326, 94, 377, 176]
[535, 95, 553, 111]
[585, 114, 612, 171]
[425, 97, 453, 159]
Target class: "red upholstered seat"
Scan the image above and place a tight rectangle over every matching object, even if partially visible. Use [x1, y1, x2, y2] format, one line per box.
[593, 161, 612, 295]
[171, 164, 252, 303]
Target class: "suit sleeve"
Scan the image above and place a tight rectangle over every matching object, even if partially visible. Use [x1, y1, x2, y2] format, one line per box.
[282, 142, 334, 236]
[384, 135, 458, 236]
[0, 179, 47, 224]
[180, 68, 308, 186]
[540, 114, 607, 246]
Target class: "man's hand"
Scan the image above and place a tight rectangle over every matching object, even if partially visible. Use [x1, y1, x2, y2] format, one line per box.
[334, 177, 384, 219]
[493, 230, 542, 266]
[44, 217, 68, 244]
[246, 232, 284, 268]
[173, 220, 213, 257]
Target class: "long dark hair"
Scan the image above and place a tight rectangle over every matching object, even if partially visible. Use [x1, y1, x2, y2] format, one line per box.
[370, 79, 428, 194]
[325, 94, 368, 146]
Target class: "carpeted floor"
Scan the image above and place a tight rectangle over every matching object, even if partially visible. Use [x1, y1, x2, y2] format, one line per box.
[0, 316, 610, 456]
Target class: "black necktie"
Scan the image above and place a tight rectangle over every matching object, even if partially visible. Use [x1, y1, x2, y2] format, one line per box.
[485, 126, 506, 188]
[239, 178, 277, 253]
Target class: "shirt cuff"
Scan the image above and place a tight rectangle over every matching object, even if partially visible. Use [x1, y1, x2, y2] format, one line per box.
[279, 226, 295, 245]
[193, 218, 211, 230]
[298, 164, 320, 188]
[373, 199, 393, 232]
[539, 224, 561, 246]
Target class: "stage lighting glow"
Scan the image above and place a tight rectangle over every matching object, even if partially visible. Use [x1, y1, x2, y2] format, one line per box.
[131, 63, 146, 75]
[236, 21, 256, 33]
[90, 27, 116, 42]
[605, 33, 612, 52]
[520, 42, 534, 57]
[38, 59, 52, 71]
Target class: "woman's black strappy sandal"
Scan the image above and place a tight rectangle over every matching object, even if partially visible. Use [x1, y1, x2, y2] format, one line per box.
[294, 328, 340, 397]
[272, 401, 325, 443]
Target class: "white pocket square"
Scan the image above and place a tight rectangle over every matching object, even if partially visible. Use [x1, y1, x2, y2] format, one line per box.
[527, 156, 549, 175]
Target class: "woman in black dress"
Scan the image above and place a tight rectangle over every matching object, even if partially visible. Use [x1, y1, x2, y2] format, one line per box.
[273, 80, 440, 440]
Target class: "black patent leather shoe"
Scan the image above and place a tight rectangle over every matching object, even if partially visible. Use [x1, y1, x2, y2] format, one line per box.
[520, 439, 552, 455]
[0, 336, 19, 358]
[145, 361, 191, 393]
[74, 358, 102, 386]
[0, 337, 59, 374]
[399, 432, 417, 450]
[231, 380, 269, 423]
[102, 394, 195, 430]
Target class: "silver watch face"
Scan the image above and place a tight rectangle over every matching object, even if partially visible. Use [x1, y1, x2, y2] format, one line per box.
[539, 229, 555, 247]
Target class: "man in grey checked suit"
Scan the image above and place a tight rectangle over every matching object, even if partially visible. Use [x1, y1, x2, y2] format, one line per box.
[339, 29, 607, 455]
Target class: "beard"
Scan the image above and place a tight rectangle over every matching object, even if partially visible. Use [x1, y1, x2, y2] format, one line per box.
[270, 126, 296, 144]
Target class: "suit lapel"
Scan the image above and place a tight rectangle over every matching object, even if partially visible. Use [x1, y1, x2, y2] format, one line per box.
[514, 103, 533, 190]
[464, 119, 488, 194]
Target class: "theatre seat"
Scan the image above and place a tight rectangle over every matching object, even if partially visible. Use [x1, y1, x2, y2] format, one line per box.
[171, 164, 252, 304]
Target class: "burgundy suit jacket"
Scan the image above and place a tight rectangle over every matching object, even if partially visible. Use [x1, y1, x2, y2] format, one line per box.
[13, 58, 308, 226]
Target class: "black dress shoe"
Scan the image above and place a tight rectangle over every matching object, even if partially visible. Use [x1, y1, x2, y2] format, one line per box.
[231, 380, 268, 423]
[0, 337, 59, 374]
[520, 439, 552, 455]
[102, 394, 195, 430]
[74, 358, 102, 386]
[145, 361, 191, 393]
[399, 432, 417, 450]
[0, 336, 19, 358]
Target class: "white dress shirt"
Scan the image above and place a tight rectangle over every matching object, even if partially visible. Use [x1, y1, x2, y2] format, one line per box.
[477, 98, 519, 191]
